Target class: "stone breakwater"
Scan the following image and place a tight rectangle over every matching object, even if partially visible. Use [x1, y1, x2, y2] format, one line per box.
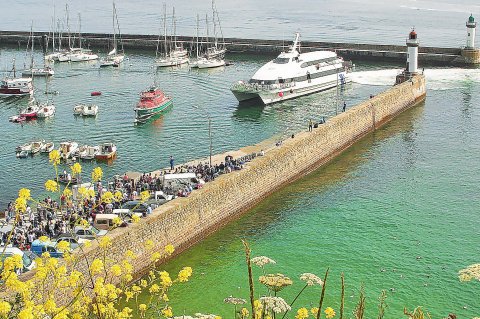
[20, 75, 426, 287]
[0, 30, 475, 65]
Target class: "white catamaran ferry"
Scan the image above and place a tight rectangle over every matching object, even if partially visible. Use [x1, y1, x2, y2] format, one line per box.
[231, 33, 351, 105]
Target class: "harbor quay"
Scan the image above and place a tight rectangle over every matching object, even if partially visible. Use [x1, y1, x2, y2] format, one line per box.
[0, 30, 479, 65]
[15, 73, 426, 300]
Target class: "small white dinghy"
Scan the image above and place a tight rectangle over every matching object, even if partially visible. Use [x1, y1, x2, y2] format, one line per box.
[73, 104, 99, 116]
[78, 145, 100, 161]
[40, 142, 55, 153]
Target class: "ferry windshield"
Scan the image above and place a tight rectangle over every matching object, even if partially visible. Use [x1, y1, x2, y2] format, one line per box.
[273, 57, 290, 64]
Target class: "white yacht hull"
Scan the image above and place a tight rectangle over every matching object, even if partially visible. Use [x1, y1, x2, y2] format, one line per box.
[196, 59, 225, 69]
[232, 72, 349, 105]
[22, 68, 55, 77]
[100, 54, 125, 67]
[37, 104, 56, 118]
[70, 53, 99, 62]
[156, 57, 189, 67]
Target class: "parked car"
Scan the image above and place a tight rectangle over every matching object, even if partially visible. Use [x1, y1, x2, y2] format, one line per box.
[94, 214, 123, 230]
[112, 209, 142, 222]
[121, 201, 150, 215]
[31, 240, 64, 258]
[0, 247, 36, 273]
[53, 233, 90, 250]
[73, 226, 108, 240]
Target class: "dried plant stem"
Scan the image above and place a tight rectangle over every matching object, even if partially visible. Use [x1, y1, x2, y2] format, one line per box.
[242, 240, 255, 318]
[354, 285, 366, 319]
[340, 273, 345, 319]
[315, 268, 330, 319]
[377, 290, 387, 319]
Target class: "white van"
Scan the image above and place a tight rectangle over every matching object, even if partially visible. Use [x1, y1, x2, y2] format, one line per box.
[94, 214, 120, 230]
[0, 247, 37, 274]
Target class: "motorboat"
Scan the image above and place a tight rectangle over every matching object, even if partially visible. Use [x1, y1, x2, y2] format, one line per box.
[231, 33, 351, 105]
[58, 141, 79, 160]
[30, 140, 45, 154]
[9, 115, 26, 123]
[16, 150, 29, 159]
[40, 142, 55, 153]
[100, 53, 125, 67]
[95, 143, 117, 160]
[16, 143, 32, 154]
[0, 77, 33, 97]
[70, 50, 99, 62]
[73, 104, 99, 116]
[37, 103, 56, 118]
[134, 86, 173, 123]
[58, 173, 78, 185]
[78, 145, 100, 161]
[155, 56, 189, 67]
[20, 104, 39, 119]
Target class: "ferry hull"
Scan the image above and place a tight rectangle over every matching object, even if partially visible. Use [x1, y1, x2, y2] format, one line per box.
[134, 99, 173, 121]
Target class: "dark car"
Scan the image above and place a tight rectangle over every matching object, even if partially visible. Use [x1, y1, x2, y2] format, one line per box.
[122, 201, 149, 215]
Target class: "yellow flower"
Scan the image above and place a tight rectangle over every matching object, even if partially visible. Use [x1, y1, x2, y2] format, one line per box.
[18, 308, 34, 319]
[164, 244, 175, 255]
[161, 307, 173, 318]
[295, 308, 309, 319]
[44, 298, 57, 314]
[113, 217, 122, 227]
[178, 266, 193, 282]
[0, 301, 11, 316]
[49, 149, 60, 166]
[71, 162, 82, 176]
[241, 308, 249, 319]
[125, 291, 134, 302]
[149, 284, 160, 294]
[140, 190, 150, 202]
[18, 188, 31, 199]
[45, 179, 59, 192]
[39, 236, 50, 243]
[150, 252, 161, 262]
[92, 167, 103, 182]
[132, 214, 140, 223]
[140, 279, 148, 288]
[14, 197, 27, 213]
[145, 240, 154, 250]
[310, 308, 319, 316]
[101, 191, 114, 204]
[114, 191, 123, 202]
[123, 274, 133, 282]
[159, 271, 172, 288]
[110, 264, 122, 277]
[90, 259, 104, 275]
[99, 236, 112, 248]
[162, 294, 169, 302]
[41, 252, 51, 259]
[63, 188, 73, 198]
[124, 250, 136, 260]
[325, 307, 335, 319]
[56, 240, 70, 253]
[132, 285, 142, 294]
[139, 304, 147, 312]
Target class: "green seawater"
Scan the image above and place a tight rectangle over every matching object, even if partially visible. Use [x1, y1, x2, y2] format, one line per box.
[1, 47, 479, 318]
[138, 73, 480, 318]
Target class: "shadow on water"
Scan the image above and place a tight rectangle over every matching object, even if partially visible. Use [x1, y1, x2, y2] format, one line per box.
[232, 101, 265, 122]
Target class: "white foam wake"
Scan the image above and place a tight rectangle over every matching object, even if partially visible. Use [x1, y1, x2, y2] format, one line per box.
[350, 68, 480, 90]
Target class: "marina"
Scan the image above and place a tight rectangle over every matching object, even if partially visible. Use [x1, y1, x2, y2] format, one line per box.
[1, 0, 480, 318]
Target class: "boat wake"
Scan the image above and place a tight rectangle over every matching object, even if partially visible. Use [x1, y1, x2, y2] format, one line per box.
[350, 68, 480, 90]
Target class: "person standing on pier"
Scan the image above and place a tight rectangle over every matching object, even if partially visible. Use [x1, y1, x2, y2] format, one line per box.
[169, 156, 174, 171]
[343, 101, 347, 112]
[308, 119, 313, 132]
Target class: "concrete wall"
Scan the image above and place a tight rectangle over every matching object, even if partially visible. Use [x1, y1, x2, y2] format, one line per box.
[0, 30, 465, 65]
[35, 75, 426, 287]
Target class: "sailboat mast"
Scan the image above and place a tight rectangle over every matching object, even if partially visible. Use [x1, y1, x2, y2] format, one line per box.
[163, 4, 167, 57]
[66, 4, 71, 49]
[30, 23, 34, 70]
[206, 14, 209, 48]
[212, 0, 217, 48]
[52, 1, 55, 52]
[173, 7, 177, 49]
[78, 13, 82, 49]
[196, 14, 199, 59]
[112, 2, 116, 53]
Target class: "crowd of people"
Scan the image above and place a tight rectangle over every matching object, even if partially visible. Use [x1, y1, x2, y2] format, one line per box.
[1, 152, 262, 251]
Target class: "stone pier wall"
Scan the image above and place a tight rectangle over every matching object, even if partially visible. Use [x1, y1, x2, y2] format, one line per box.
[43, 75, 426, 286]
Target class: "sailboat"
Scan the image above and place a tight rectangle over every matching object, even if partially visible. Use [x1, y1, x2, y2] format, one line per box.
[69, 14, 99, 62]
[37, 78, 56, 118]
[100, 2, 125, 67]
[194, 1, 226, 69]
[22, 25, 55, 77]
[155, 6, 189, 67]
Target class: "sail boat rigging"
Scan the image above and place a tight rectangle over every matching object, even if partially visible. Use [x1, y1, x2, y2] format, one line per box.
[155, 6, 189, 67]
[100, 1, 126, 67]
[23, 24, 55, 77]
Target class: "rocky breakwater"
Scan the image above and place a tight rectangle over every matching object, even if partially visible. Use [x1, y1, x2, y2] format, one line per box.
[19, 75, 426, 290]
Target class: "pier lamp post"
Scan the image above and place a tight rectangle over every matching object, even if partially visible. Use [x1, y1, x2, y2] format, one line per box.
[192, 105, 213, 167]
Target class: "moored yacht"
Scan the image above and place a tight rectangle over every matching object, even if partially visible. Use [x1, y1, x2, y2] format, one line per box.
[231, 33, 351, 105]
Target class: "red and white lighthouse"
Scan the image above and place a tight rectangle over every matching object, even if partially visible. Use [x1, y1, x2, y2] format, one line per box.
[406, 29, 419, 74]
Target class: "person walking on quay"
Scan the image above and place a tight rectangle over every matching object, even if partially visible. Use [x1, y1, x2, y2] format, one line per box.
[343, 101, 347, 112]
[169, 156, 174, 171]
[308, 119, 313, 132]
